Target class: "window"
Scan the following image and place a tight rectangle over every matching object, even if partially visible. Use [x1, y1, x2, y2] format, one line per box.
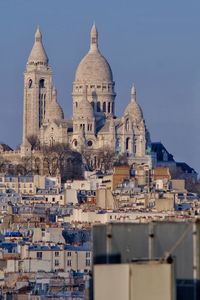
[28, 79, 32, 88]
[126, 137, 130, 151]
[86, 252, 90, 258]
[39, 79, 45, 88]
[37, 252, 42, 260]
[67, 260, 71, 266]
[55, 251, 59, 257]
[55, 259, 59, 266]
[67, 252, 71, 257]
[87, 140, 93, 147]
[86, 259, 90, 266]
[97, 101, 101, 112]
[125, 119, 129, 131]
[103, 102, 106, 112]
[108, 102, 111, 113]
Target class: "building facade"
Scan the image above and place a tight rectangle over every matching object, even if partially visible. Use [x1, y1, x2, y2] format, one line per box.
[21, 24, 151, 166]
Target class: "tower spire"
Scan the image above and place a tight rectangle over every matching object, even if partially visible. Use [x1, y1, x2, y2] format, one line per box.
[27, 26, 48, 66]
[90, 22, 98, 52]
[35, 25, 42, 41]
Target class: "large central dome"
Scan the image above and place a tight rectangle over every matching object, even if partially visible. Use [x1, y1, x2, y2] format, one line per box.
[75, 24, 113, 83]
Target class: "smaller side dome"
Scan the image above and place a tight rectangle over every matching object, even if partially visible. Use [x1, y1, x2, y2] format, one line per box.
[46, 101, 64, 121]
[46, 88, 64, 121]
[76, 86, 94, 119]
[124, 85, 143, 122]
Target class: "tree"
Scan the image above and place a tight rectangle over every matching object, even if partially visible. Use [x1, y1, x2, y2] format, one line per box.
[27, 135, 40, 150]
[0, 156, 7, 173]
[96, 146, 115, 173]
[16, 156, 33, 175]
[41, 143, 83, 181]
[114, 153, 129, 167]
[80, 146, 93, 171]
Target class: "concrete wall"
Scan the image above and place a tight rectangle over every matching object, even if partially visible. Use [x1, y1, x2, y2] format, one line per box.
[94, 262, 175, 300]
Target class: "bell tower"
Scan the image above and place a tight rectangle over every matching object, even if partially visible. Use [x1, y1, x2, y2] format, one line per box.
[22, 27, 53, 144]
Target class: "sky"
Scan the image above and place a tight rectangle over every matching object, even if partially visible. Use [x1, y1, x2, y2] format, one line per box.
[0, 0, 199, 172]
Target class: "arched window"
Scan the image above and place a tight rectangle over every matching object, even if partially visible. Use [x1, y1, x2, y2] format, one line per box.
[108, 102, 111, 113]
[103, 102, 106, 112]
[97, 101, 101, 112]
[28, 79, 32, 88]
[125, 119, 129, 131]
[126, 137, 130, 151]
[39, 79, 45, 88]
[115, 138, 120, 153]
[75, 102, 78, 108]
[73, 140, 78, 147]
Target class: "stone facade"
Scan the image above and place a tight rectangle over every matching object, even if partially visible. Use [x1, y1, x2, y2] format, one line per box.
[21, 24, 152, 167]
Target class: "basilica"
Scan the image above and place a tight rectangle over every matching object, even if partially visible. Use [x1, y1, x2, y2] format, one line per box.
[21, 24, 152, 166]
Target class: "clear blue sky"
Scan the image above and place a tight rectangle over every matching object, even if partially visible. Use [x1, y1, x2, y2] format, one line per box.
[0, 0, 199, 172]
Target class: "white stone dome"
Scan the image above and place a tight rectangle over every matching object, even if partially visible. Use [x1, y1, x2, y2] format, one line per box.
[75, 24, 113, 83]
[75, 52, 113, 83]
[46, 101, 64, 121]
[124, 86, 143, 122]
